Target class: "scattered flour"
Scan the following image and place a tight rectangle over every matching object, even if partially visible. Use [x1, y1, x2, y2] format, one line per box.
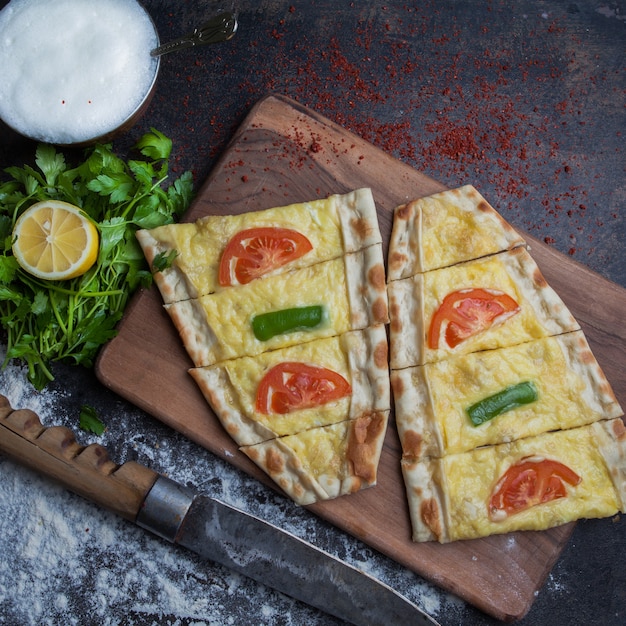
[0, 354, 451, 625]
[596, 5, 626, 21]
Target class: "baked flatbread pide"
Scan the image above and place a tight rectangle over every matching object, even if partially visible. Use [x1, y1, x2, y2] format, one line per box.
[166, 245, 388, 367]
[241, 412, 388, 505]
[191, 325, 389, 445]
[137, 188, 381, 303]
[402, 418, 626, 543]
[139, 189, 390, 504]
[387, 186, 623, 543]
[387, 184, 525, 280]
[392, 331, 623, 460]
[388, 246, 579, 369]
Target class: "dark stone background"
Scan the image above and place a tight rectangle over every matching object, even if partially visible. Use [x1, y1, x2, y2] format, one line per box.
[1, 1, 624, 625]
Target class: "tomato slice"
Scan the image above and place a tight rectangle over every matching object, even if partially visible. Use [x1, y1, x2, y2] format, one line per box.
[428, 288, 520, 349]
[256, 362, 352, 415]
[219, 227, 313, 286]
[489, 456, 581, 520]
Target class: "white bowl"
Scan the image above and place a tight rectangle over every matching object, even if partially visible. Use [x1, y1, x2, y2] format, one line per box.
[0, 0, 160, 146]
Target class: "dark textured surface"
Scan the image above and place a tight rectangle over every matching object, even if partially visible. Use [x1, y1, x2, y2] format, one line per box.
[0, 1, 624, 625]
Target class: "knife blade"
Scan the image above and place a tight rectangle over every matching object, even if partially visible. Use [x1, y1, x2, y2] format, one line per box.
[0, 395, 440, 626]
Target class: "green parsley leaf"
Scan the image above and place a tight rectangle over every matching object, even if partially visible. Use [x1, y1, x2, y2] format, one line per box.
[0, 130, 193, 389]
[79, 404, 106, 436]
[168, 171, 194, 214]
[30, 290, 48, 315]
[128, 160, 156, 187]
[152, 249, 179, 272]
[0, 254, 19, 282]
[87, 171, 135, 203]
[35, 144, 66, 186]
[135, 128, 172, 161]
[98, 217, 127, 259]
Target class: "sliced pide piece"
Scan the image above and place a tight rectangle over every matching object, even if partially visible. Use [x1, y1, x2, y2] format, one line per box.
[387, 185, 526, 280]
[402, 418, 626, 543]
[137, 188, 381, 303]
[241, 411, 389, 505]
[388, 246, 579, 369]
[392, 331, 623, 460]
[167, 245, 388, 367]
[190, 325, 390, 446]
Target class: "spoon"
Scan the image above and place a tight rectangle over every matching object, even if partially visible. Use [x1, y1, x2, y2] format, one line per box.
[151, 11, 238, 57]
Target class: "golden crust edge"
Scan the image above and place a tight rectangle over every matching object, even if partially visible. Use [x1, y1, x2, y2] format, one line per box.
[136, 227, 198, 303]
[387, 184, 526, 281]
[189, 325, 391, 447]
[344, 244, 389, 328]
[388, 273, 424, 369]
[335, 188, 383, 252]
[241, 411, 389, 506]
[592, 418, 626, 512]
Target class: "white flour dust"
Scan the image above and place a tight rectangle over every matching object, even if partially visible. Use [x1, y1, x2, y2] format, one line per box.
[0, 361, 313, 625]
[0, 356, 452, 625]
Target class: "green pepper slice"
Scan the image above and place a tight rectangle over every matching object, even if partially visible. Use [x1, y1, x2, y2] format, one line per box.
[466, 381, 538, 427]
[251, 305, 324, 341]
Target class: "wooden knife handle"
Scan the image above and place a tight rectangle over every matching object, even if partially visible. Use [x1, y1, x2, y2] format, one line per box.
[0, 394, 159, 521]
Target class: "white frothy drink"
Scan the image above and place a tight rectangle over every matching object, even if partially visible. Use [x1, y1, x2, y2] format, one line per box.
[0, 0, 159, 144]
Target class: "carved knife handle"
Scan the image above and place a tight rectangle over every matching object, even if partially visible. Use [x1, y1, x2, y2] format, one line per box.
[0, 394, 159, 521]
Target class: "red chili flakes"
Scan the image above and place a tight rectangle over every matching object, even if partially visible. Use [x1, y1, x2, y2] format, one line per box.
[207, 1, 618, 267]
[555, 100, 568, 114]
[423, 121, 483, 162]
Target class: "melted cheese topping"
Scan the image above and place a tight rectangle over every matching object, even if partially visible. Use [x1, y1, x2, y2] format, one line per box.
[423, 253, 550, 362]
[442, 426, 620, 541]
[420, 194, 508, 271]
[151, 198, 343, 297]
[139, 189, 383, 307]
[172, 257, 350, 364]
[213, 335, 351, 437]
[425, 334, 608, 455]
[282, 420, 349, 478]
[387, 185, 525, 280]
[242, 413, 389, 505]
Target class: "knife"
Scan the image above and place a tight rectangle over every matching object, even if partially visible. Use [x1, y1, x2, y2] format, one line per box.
[0, 394, 440, 626]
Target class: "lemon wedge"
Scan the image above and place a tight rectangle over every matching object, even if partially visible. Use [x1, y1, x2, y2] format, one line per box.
[12, 200, 99, 280]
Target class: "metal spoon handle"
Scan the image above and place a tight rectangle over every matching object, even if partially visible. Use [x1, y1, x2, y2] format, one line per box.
[151, 11, 238, 57]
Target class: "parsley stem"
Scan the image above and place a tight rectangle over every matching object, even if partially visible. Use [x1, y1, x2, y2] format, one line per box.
[49, 291, 68, 336]
[21, 275, 125, 298]
[120, 175, 167, 220]
[0, 131, 192, 389]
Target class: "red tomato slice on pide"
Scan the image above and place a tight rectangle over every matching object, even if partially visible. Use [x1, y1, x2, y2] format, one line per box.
[427, 287, 520, 350]
[218, 227, 313, 286]
[256, 362, 352, 415]
[488, 456, 581, 521]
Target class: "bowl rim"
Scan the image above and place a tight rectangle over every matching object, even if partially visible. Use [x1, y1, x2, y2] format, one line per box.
[0, 0, 161, 147]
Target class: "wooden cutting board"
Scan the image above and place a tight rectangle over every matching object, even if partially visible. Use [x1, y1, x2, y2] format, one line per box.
[96, 94, 626, 621]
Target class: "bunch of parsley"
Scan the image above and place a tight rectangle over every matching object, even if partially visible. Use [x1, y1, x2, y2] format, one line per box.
[0, 129, 193, 390]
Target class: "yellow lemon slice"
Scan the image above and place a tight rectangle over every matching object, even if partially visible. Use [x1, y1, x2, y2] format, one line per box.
[12, 200, 99, 280]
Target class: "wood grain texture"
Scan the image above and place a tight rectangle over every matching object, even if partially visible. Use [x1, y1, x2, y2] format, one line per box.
[95, 94, 625, 621]
[0, 395, 159, 521]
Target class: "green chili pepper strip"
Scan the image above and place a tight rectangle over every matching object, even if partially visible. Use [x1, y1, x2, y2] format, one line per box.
[466, 381, 538, 427]
[252, 305, 324, 341]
